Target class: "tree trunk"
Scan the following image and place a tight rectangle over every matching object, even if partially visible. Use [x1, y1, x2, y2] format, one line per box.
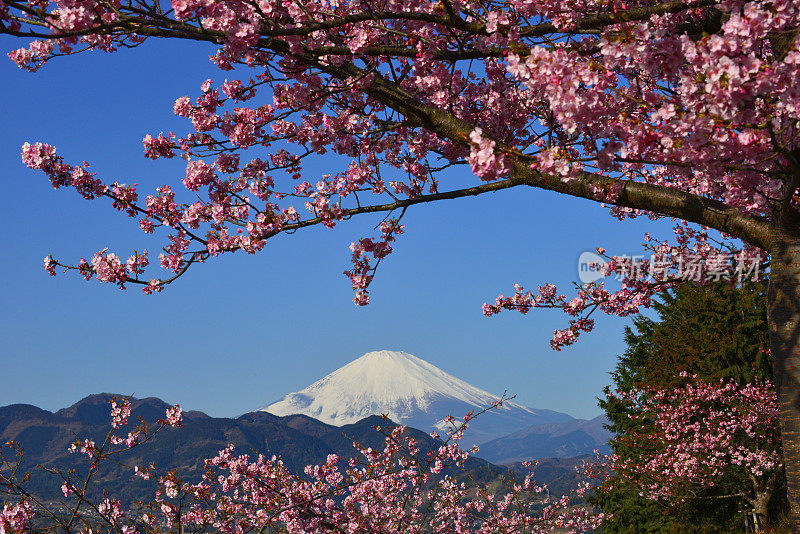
[752, 469, 779, 532]
[768, 237, 800, 532]
[754, 496, 769, 532]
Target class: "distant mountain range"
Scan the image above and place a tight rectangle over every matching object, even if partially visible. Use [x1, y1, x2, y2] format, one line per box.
[0, 393, 606, 505]
[0, 394, 497, 504]
[262, 350, 574, 445]
[477, 416, 612, 464]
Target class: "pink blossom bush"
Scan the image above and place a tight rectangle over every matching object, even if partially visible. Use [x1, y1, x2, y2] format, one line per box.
[590, 373, 783, 530]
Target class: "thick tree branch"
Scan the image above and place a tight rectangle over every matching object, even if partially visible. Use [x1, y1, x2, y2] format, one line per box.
[520, 0, 719, 37]
[304, 56, 776, 251]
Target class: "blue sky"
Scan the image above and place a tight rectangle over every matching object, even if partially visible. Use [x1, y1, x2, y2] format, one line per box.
[0, 36, 675, 420]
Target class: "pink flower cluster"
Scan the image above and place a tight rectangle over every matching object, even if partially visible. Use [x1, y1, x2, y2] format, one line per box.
[110, 430, 141, 448]
[61, 482, 75, 497]
[143, 132, 176, 160]
[91, 248, 129, 287]
[7, 40, 52, 71]
[43, 255, 56, 276]
[0, 501, 32, 533]
[21, 142, 106, 199]
[344, 219, 405, 305]
[110, 398, 132, 428]
[485, 221, 768, 349]
[165, 404, 183, 427]
[97, 498, 124, 522]
[68, 438, 98, 461]
[110, 183, 139, 217]
[467, 128, 510, 181]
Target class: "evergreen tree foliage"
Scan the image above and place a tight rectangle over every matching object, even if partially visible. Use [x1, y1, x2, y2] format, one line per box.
[592, 280, 786, 532]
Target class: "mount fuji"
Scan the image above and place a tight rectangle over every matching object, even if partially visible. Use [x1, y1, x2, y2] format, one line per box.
[260, 350, 573, 444]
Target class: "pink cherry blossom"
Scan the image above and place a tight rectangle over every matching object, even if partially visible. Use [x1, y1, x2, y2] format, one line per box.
[0, 501, 32, 533]
[110, 398, 132, 428]
[165, 405, 183, 427]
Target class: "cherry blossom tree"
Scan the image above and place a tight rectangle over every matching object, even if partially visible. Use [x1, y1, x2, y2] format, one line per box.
[591, 373, 783, 531]
[2, 0, 800, 525]
[1, 398, 604, 533]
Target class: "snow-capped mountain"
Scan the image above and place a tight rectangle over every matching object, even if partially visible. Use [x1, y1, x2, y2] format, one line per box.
[260, 350, 573, 445]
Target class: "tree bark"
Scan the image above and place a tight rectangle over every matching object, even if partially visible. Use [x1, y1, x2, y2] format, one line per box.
[768, 236, 800, 532]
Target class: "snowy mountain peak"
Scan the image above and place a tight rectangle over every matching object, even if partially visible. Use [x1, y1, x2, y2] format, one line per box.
[318, 350, 500, 407]
[260, 350, 573, 444]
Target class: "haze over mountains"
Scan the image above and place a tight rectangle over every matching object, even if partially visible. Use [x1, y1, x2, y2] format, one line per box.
[262, 350, 576, 445]
[478, 415, 612, 463]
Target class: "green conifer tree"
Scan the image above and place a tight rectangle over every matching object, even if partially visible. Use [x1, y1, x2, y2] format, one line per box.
[592, 280, 786, 532]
